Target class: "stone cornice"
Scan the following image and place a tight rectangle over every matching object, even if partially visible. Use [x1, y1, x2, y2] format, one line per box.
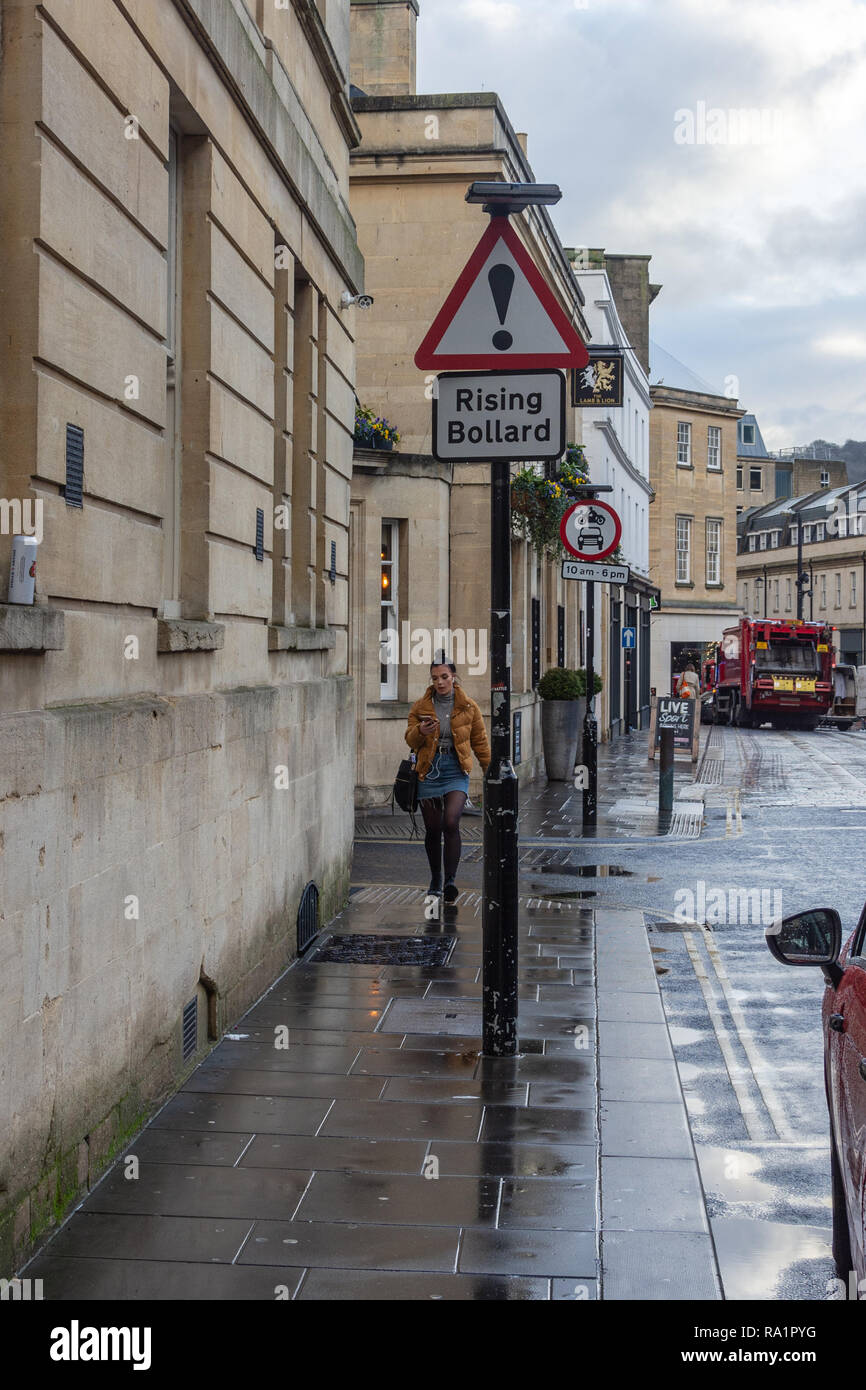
[174, 0, 363, 288]
[291, 0, 362, 149]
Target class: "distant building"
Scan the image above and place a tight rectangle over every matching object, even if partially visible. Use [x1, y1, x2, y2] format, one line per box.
[348, 0, 592, 799]
[737, 484, 866, 665]
[736, 417, 847, 509]
[649, 345, 744, 692]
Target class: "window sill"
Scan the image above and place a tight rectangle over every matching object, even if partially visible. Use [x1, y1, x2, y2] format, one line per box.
[157, 618, 225, 653]
[674, 581, 695, 588]
[676, 462, 693, 470]
[0, 602, 65, 652]
[268, 624, 336, 652]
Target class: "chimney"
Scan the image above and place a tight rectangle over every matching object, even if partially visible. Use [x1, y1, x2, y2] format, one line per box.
[516, 132, 528, 155]
[350, 0, 420, 97]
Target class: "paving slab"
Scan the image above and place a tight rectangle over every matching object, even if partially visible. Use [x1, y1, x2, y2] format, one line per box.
[22, 769, 719, 1301]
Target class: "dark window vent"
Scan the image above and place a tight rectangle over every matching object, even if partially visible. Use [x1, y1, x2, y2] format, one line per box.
[255, 508, 264, 562]
[297, 880, 319, 954]
[557, 604, 565, 667]
[64, 425, 84, 507]
[329, 539, 336, 584]
[182, 996, 197, 1061]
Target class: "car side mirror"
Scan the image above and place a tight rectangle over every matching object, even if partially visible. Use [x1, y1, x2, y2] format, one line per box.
[766, 907, 842, 984]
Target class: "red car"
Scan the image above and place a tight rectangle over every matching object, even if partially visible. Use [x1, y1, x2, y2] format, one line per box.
[767, 907, 866, 1292]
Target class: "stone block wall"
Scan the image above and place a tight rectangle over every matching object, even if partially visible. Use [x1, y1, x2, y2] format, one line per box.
[0, 0, 362, 1274]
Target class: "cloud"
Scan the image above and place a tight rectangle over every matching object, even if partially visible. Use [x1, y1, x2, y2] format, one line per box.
[815, 333, 866, 359]
[415, 0, 866, 444]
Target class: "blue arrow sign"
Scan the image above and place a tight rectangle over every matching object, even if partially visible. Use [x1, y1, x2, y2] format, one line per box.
[621, 626, 636, 649]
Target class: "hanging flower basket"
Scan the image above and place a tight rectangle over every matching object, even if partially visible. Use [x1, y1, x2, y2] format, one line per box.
[510, 444, 591, 560]
[354, 404, 400, 452]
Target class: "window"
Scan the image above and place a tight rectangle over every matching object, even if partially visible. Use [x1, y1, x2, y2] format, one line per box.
[676, 516, 691, 583]
[736, 464, 744, 489]
[759, 532, 768, 550]
[742, 423, 755, 445]
[769, 530, 780, 548]
[815, 522, 826, 541]
[380, 520, 399, 699]
[776, 468, 793, 498]
[835, 573, 842, 607]
[803, 523, 813, 543]
[851, 572, 857, 607]
[836, 514, 848, 538]
[706, 519, 721, 585]
[786, 578, 792, 611]
[820, 469, 830, 486]
[736, 505, 744, 515]
[820, 573, 827, 608]
[677, 422, 692, 466]
[773, 579, 780, 612]
[790, 524, 799, 544]
[707, 426, 721, 470]
[750, 467, 762, 491]
[748, 534, 757, 552]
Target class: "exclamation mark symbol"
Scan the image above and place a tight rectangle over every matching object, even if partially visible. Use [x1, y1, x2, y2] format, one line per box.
[489, 263, 515, 351]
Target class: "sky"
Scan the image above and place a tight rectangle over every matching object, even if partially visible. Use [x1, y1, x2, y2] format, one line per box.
[416, 0, 866, 450]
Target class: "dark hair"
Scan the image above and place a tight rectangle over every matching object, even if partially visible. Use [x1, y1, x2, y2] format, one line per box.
[430, 652, 457, 674]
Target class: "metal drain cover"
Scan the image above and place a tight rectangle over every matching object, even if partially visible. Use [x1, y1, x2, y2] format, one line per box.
[310, 934, 456, 966]
[649, 920, 714, 933]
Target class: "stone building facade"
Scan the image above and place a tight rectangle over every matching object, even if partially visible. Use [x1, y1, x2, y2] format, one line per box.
[348, 0, 592, 801]
[648, 349, 743, 693]
[0, 0, 362, 1273]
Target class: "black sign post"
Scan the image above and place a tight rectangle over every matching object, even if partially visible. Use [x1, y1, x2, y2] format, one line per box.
[418, 180, 591, 1059]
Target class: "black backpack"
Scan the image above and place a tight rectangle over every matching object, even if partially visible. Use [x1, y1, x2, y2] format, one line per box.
[393, 755, 418, 813]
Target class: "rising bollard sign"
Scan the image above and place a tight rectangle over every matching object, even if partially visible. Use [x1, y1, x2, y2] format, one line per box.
[432, 369, 565, 462]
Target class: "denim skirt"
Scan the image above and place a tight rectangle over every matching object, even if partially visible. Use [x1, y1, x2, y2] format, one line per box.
[417, 747, 469, 800]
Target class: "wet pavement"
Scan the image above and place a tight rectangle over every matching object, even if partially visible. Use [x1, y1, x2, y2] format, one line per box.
[23, 723, 857, 1300]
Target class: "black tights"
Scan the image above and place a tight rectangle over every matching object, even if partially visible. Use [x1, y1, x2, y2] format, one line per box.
[421, 791, 466, 885]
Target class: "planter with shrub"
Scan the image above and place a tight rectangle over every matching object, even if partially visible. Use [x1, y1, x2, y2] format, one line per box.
[536, 666, 603, 781]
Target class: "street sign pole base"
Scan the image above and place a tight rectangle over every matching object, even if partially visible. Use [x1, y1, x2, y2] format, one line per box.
[482, 759, 519, 1057]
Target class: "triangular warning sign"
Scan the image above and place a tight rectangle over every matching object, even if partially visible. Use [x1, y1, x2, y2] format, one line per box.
[415, 220, 589, 371]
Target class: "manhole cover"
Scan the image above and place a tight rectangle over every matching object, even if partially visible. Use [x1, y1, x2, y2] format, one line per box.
[309, 934, 456, 966]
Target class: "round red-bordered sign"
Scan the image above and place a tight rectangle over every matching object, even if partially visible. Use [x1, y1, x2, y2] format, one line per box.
[560, 500, 621, 561]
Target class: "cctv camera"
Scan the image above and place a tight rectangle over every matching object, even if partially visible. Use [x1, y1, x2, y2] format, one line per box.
[339, 290, 374, 310]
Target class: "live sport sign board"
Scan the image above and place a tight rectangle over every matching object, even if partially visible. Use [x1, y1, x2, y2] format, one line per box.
[433, 370, 565, 462]
[415, 220, 590, 372]
[654, 696, 696, 752]
[560, 500, 621, 562]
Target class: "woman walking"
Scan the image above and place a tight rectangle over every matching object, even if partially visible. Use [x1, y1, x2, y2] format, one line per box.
[405, 658, 490, 904]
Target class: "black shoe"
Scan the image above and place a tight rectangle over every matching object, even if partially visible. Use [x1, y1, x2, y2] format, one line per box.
[443, 878, 459, 903]
[427, 878, 443, 897]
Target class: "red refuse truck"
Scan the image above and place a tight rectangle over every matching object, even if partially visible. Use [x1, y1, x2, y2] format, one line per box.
[707, 617, 835, 730]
